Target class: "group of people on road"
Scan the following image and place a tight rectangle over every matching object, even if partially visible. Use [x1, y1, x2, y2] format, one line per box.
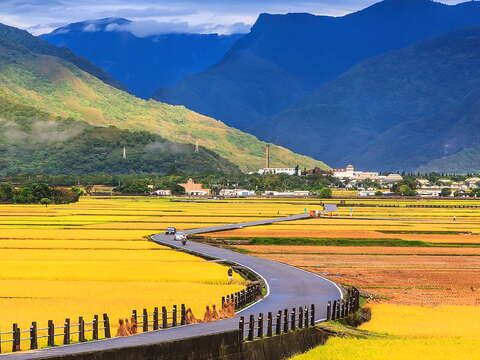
[186, 300, 236, 325]
[116, 317, 138, 337]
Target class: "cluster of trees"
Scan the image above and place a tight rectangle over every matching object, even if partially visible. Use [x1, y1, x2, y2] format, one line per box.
[0, 183, 82, 205]
[5, 173, 341, 194]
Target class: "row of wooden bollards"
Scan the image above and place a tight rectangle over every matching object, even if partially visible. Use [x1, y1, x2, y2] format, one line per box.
[222, 283, 262, 311]
[326, 288, 360, 321]
[0, 314, 110, 353]
[239, 305, 315, 341]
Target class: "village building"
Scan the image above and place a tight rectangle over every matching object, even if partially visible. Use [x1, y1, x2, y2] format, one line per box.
[258, 168, 299, 176]
[466, 177, 480, 188]
[333, 165, 380, 180]
[219, 189, 255, 197]
[151, 189, 172, 196]
[178, 178, 211, 196]
[263, 190, 310, 197]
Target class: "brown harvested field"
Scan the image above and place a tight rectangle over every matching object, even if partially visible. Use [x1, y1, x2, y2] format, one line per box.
[237, 245, 480, 255]
[240, 249, 480, 306]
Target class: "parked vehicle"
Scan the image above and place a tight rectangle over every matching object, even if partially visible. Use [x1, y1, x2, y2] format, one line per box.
[165, 227, 176, 235]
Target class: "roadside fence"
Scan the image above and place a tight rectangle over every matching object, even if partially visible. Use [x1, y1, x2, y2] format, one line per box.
[239, 287, 360, 342]
[222, 283, 263, 311]
[0, 303, 186, 354]
[0, 283, 264, 354]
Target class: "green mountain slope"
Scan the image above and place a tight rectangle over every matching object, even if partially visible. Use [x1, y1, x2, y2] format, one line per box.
[268, 27, 480, 172]
[0, 23, 123, 91]
[0, 96, 240, 175]
[0, 24, 327, 173]
[417, 145, 480, 173]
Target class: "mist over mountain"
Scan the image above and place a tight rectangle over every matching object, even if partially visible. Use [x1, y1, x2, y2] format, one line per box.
[155, 0, 480, 136]
[42, 18, 243, 98]
[0, 20, 324, 174]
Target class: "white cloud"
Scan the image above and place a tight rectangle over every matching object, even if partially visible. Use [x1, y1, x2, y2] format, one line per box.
[107, 19, 250, 36]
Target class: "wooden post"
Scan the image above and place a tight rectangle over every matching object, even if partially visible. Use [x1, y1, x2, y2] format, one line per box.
[181, 304, 186, 326]
[222, 296, 225, 307]
[143, 309, 149, 332]
[239, 316, 245, 342]
[267, 312, 273, 337]
[336, 300, 341, 319]
[92, 315, 99, 340]
[48, 320, 55, 347]
[162, 306, 168, 329]
[355, 288, 360, 311]
[12, 324, 20, 352]
[326, 301, 331, 320]
[30, 322, 38, 350]
[132, 310, 138, 324]
[331, 301, 337, 320]
[283, 309, 289, 333]
[291, 308, 296, 331]
[276, 311, 282, 335]
[304, 307, 309, 328]
[153, 307, 159, 330]
[258, 313, 264, 338]
[248, 315, 255, 341]
[79, 317, 85, 342]
[103, 314, 111, 338]
[172, 305, 178, 327]
[298, 307, 304, 328]
[310, 304, 315, 326]
[64, 318, 70, 345]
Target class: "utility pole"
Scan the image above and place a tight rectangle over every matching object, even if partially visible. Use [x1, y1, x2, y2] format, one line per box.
[265, 144, 270, 168]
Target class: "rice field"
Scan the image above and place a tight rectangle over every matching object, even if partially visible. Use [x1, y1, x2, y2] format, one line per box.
[2, 195, 479, 356]
[0, 197, 258, 351]
[291, 304, 480, 360]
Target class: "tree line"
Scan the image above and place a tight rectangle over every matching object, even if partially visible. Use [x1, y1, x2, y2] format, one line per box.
[0, 183, 82, 205]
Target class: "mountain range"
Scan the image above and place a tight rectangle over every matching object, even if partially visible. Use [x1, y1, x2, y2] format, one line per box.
[153, 0, 480, 171]
[0, 22, 324, 175]
[42, 18, 243, 98]
[269, 27, 480, 172]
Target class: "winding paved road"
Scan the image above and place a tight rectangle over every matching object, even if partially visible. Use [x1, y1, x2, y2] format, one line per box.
[2, 214, 342, 359]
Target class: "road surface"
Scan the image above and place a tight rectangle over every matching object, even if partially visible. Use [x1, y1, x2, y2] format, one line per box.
[2, 214, 342, 359]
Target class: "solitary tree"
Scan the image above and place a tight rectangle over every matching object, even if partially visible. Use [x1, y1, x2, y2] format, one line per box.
[40, 198, 52, 207]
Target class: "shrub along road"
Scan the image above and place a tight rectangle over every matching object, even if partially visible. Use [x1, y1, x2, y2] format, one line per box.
[3, 214, 342, 359]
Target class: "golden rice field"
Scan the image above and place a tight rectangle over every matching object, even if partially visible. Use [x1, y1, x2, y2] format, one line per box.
[291, 304, 480, 360]
[2, 195, 480, 355]
[0, 197, 269, 351]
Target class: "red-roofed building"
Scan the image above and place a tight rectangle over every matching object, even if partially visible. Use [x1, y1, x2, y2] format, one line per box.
[179, 178, 211, 196]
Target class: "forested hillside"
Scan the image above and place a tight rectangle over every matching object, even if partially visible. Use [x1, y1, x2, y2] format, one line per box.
[268, 27, 480, 171]
[0, 22, 326, 173]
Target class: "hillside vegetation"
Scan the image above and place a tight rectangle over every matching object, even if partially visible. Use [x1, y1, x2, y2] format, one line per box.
[0, 23, 326, 172]
[269, 27, 480, 171]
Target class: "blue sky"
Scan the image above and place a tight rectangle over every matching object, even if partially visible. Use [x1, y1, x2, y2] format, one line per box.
[0, 0, 465, 35]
